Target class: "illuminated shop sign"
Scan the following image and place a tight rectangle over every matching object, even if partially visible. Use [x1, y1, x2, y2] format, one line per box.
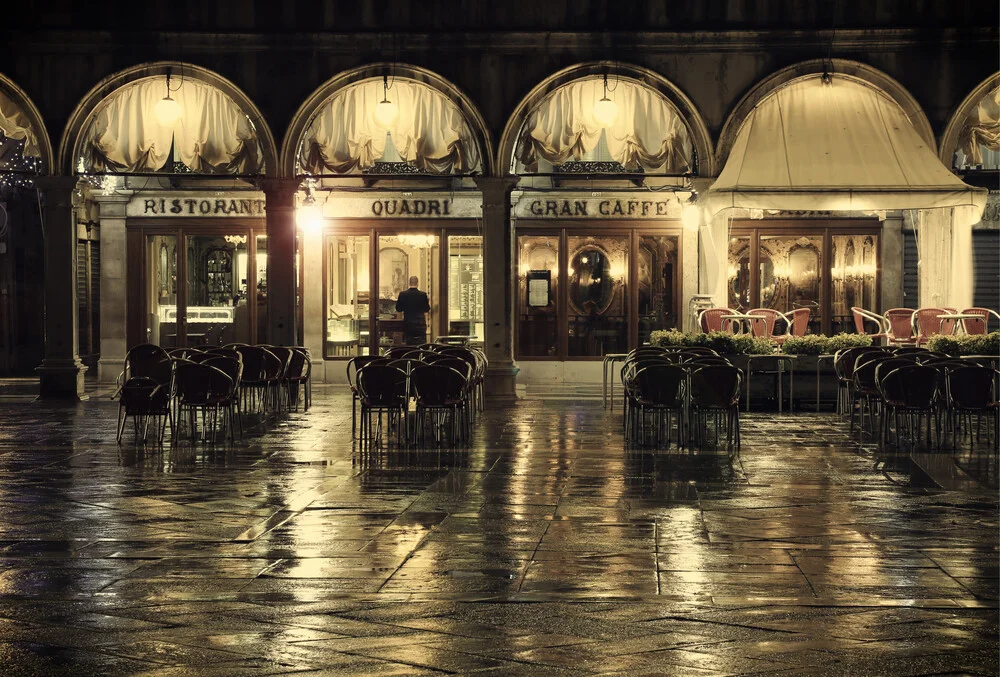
[128, 195, 266, 217]
[513, 197, 680, 219]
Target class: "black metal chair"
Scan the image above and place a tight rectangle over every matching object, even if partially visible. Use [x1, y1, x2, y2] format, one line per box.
[117, 374, 173, 444]
[626, 363, 687, 448]
[688, 365, 743, 454]
[876, 364, 940, 460]
[173, 360, 237, 443]
[356, 364, 409, 447]
[946, 366, 999, 452]
[410, 364, 470, 446]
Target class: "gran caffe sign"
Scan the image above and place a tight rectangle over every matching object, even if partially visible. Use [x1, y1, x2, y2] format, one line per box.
[513, 194, 682, 219]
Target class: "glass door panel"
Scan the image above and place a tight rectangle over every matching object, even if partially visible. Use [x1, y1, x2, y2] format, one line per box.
[637, 234, 679, 345]
[517, 235, 559, 356]
[760, 235, 823, 334]
[325, 234, 370, 357]
[377, 234, 438, 348]
[567, 235, 628, 357]
[145, 235, 178, 348]
[831, 234, 878, 334]
[184, 233, 250, 347]
[727, 236, 751, 312]
[254, 234, 267, 344]
[447, 235, 483, 340]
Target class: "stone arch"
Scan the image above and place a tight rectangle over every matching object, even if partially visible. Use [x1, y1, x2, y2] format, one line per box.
[717, 59, 936, 170]
[281, 63, 494, 178]
[58, 61, 278, 177]
[939, 71, 1000, 167]
[497, 61, 715, 178]
[0, 72, 54, 173]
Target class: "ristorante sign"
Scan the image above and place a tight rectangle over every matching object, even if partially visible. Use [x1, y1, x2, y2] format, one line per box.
[513, 196, 681, 219]
[127, 194, 266, 217]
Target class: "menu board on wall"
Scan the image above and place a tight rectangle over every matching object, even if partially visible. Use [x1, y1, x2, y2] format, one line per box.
[449, 255, 483, 321]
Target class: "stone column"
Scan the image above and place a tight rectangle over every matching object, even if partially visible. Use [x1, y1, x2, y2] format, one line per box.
[881, 214, 904, 311]
[260, 178, 300, 346]
[301, 218, 325, 381]
[35, 175, 87, 399]
[474, 176, 520, 399]
[94, 193, 131, 382]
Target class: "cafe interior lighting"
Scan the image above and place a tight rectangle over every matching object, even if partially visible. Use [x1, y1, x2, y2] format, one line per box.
[593, 72, 618, 128]
[296, 191, 323, 233]
[154, 72, 183, 127]
[375, 74, 399, 127]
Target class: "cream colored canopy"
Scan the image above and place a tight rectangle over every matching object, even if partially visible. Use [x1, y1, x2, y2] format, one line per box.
[297, 78, 481, 175]
[0, 88, 41, 159]
[515, 76, 693, 172]
[81, 77, 263, 174]
[705, 75, 988, 310]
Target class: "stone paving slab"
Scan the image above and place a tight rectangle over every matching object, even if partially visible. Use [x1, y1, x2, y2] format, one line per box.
[0, 383, 995, 675]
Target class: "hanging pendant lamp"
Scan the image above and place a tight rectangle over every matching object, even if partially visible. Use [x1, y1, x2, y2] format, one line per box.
[375, 74, 399, 127]
[154, 72, 182, 127]
[593, 72, 618, 128]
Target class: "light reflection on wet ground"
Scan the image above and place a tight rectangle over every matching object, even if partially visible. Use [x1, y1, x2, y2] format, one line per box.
[0, 381, 995, 675]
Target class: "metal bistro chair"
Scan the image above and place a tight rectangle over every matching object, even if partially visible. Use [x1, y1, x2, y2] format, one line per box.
[627, 363, 688, 448]
[410, 364, 471, 446]
[286, 347, 312, 411]
[946, 366, 999, 452]
[688, 364, 743, 454]
[852, 306, 888, 344]
[116, 370, 173, 444]
[347, 356, 388, 438]
[883, 308, 917, 346]
[876, 364, 940, 460]
[960, 307, 1000, 335]
[173, 360, 238, 443]
[356, 364, 409, 448]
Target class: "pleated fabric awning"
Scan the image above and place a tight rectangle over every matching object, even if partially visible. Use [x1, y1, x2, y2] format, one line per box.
[703, 75, 988, 310]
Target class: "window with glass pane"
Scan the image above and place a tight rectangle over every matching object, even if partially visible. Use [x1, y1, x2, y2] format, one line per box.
[831, 234, 878, 333]
[325, 235, 370, 358]
[184, 233, 250, 347]
[255, 235, 267, 343]
[567, 235, 628, 357]
[759, 235, 823, 334]
[376, 234, 438, 348]
[637, 234, 679, 345]
[517, 236, 559, 356]
[145, 235, 177, 347]
[727, 236, 751, 312]
[447, 235, 483, 340]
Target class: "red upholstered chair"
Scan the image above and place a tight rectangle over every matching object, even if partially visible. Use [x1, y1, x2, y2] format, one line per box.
[852, 307, 888, 342]
[786, 308, 811, 337]
[961, 307, 1000, 335]
[913, 307, 956, 345]
[748, 308, 782, 338]
[699, 307, 737, 334]
[883, 308, 916, 345]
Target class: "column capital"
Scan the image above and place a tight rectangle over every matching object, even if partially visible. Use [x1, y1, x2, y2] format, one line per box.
[258, 177, 301, 205]
[33, 175, 80, 205]
[474, 176, 520, 202]
[91, 191, 133, 204]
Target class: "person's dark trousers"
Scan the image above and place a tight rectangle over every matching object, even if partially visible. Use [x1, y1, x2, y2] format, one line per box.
[405, 325, 426, 345]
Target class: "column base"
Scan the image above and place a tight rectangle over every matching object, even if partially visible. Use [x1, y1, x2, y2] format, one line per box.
[484, 361, 519, 400]
[37, 359, 89, 400]
[98, 356, 125, 384]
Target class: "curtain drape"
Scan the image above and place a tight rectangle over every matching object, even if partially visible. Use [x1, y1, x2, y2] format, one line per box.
[957, 86, 1000, 166]
[83, 78, 262, 174]
[298, 79, 481, 175]
[514, 77, 692, 172]
[0, 89, 41, 159]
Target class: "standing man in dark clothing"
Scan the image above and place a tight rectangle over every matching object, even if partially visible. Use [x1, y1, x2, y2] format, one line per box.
[396, 276, 430, 345]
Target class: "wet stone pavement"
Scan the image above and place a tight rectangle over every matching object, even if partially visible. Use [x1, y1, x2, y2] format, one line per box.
[0, 380, 996, 676]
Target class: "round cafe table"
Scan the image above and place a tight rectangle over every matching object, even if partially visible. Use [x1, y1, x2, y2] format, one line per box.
[937, 313, 979, 336]
[721, 313, 758, 335]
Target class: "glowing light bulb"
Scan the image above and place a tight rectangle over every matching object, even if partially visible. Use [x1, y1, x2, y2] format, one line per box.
[682, 202, 700, 231]
[375, 98, 399, 127]
[154, 95, 182, 127]
[593, 96, 617, 128]
[296, 201, 323, 233]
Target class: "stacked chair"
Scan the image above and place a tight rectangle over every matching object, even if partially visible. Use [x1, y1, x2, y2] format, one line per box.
[832, 345, 999, 464]
[620, 346, 743, 455]
[351, 344, 488, 449]
[113, 342, 313, 445]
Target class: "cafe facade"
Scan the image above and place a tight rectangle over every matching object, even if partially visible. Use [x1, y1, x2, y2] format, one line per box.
[0, 6, 995, 396]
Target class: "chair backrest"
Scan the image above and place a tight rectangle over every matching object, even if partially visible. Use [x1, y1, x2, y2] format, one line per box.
[874, 358, 918, 385]
[260, 348, 285, 380]
[203, 355, 243, 392]
[786, 308, 811, 337]
[671, 347, 720, 357]
[877, 364, 939, 408]
[410, 365, 468, 406]
[834, 347, 883, 381]
[747, 308, 781, 338]
[287, 348, 310, 381]
[264, 346, 294, 378]
[960, 307, 1000, 335]
[884, 308, 916, 341]
[433, 356, 473, 380]
[174, 360, 234, 404]
[689, 365, 742, 408]
[852, 357, 883, 391]
[851, 307, 886, 336]
[235, 346, 267, 383]
[124, 344, 171, 381]
[947, 366, 998, 409]
[120, 376, 171, 412]
[347, 355, 385, 388]
[913, 307, 950, 340]
[699, 307, 736, 333]
[356, 365, 408, 407]
[633, 364, 687, 407]
[912, 351, 948, 364]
